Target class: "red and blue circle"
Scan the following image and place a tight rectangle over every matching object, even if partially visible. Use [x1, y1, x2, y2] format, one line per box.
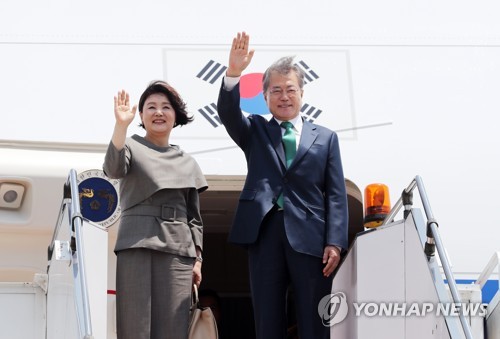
[240, 73, 270, 115]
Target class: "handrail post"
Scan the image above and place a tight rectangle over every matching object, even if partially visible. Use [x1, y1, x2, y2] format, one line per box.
[67, 169, 93, 338]
[402, 188, 413, 219]
[382, 178, 416, 226]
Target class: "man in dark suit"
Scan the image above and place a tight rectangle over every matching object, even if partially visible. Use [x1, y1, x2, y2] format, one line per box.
[217, 32, 349, 339]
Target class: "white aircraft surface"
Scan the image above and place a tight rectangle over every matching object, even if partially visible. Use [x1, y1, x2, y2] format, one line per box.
[0, 1, 498, 338]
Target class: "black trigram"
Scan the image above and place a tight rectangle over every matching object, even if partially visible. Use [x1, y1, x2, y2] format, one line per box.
[295, 60, 319, 85]
[301, 103, 322, 123]
[197, 60, 227, 84]
[198, 103, 222, 128]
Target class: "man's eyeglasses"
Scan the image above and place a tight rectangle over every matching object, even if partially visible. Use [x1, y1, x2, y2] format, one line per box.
[268, 87, 301, 98]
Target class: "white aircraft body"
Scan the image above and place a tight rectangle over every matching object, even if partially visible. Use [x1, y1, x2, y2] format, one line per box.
[0, 1, 499, 338]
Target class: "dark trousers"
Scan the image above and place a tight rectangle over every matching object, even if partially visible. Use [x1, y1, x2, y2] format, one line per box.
[248, 208, 333, 339]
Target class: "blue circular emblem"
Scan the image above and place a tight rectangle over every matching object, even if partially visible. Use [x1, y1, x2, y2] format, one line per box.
[77, 170, 120, 227]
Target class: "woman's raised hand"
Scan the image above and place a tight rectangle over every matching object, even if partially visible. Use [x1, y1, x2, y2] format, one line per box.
[114, 90, 137, 127]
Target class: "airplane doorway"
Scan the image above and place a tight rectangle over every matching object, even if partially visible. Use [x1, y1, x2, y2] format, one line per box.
[199, 175, 255, 339]
[199, 176, 363, 339]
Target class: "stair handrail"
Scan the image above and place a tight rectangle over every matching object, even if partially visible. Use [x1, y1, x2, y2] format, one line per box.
[66, 169, 93, 339]
[382, 175, 474, 339]
[48, 169, 94, 339]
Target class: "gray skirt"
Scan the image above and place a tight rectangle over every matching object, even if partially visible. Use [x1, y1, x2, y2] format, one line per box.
[116, 248, 193, 339]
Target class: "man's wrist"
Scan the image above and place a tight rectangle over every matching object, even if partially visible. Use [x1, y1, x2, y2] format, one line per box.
[223, 75, 240, 91]
[330, 245, 342, 254]
[226, 69, 242, 77]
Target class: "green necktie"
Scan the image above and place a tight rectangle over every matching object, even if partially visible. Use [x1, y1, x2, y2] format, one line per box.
[276, 121, 296, 208]
[281, 121, 297, 167]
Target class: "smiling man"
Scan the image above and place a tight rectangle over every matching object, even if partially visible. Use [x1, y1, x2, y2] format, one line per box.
[217, 32, 349, 339]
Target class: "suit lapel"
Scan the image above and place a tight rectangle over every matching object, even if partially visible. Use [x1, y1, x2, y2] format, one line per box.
[288, 120, 318, 171]
[266, 118, 286, 168]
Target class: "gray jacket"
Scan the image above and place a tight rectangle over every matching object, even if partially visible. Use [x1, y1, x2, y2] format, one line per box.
[103, 135, 208, 257]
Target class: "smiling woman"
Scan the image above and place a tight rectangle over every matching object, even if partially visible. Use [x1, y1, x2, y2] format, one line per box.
[137, 81, 194, 145]
[103, 80, 207, 339]
[139, 93, 176, 144]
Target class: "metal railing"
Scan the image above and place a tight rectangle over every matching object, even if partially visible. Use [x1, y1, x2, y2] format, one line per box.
[382, 175, 474, 339]
[48, 169, 93, 339]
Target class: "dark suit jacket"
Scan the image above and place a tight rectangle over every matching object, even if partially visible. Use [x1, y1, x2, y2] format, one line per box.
[217, 82, 348, 258]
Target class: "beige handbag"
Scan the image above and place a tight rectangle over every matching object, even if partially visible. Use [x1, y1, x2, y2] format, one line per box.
[188, 285, 219, 339]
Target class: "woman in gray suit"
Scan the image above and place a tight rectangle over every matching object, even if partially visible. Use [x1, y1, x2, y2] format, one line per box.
[103, 80, 208, 339]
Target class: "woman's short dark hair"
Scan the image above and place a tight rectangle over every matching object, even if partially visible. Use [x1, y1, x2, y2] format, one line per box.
[138, 80, 193, 128]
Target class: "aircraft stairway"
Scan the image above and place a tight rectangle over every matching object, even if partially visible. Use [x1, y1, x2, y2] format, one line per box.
[330, 176, 499, 339]
[44, 169, 108, 339]
[0, 169, 108, 339]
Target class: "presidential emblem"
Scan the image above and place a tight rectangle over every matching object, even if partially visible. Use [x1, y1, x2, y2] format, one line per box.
[77, 169, 120, 228]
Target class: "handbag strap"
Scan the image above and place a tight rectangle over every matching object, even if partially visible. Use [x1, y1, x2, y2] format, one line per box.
[191, 284, 199, 308]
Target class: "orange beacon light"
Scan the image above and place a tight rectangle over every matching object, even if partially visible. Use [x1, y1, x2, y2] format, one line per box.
[364, 183, 391, 228]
